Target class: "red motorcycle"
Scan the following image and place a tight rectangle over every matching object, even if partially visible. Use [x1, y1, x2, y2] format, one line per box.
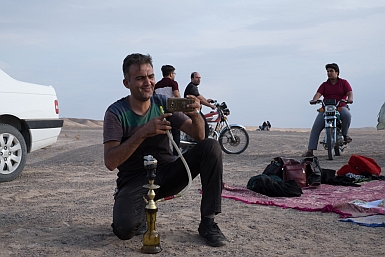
[180, 100, 249, 154]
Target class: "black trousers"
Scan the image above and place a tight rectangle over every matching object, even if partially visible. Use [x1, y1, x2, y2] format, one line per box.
[112, 138, 223, 240]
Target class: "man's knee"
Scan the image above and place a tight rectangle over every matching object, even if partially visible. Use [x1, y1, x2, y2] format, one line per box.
[112, 221, 138, 240]
[197, 138, 221, 155]
[112, 202, 145, 240]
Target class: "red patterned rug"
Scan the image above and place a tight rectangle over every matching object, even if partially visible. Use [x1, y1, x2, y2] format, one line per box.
[222, 180, 385, 218]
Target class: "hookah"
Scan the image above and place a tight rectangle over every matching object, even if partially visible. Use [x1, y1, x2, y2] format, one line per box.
[141, 106, 193, 253]
[157, 106, 193, 201]
[141, 155, 162, 254]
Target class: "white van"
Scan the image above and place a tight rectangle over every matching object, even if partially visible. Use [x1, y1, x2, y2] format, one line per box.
[0, 68, 63, 182]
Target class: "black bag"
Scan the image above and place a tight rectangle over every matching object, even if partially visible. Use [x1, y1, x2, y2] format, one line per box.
[321, 168, 337, 184]
[301, 156, 322, 186]
[263, 156, 326, 188]
[262, 157, 284, 177]
[263, 157, 308, 188]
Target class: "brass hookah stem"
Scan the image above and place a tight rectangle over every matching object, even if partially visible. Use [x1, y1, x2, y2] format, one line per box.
[141, 155, 162, 254]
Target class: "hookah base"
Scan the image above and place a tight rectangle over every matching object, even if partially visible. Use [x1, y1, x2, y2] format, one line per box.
[141, 245, 162, 254]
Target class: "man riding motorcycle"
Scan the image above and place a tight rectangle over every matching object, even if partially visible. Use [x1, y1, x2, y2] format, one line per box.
[303, 63, 354, 157]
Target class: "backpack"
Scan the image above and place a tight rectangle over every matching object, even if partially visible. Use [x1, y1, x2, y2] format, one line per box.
[262, 157, 284, 177]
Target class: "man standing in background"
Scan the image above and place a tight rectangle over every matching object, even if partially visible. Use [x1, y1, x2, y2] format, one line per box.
[184, 72, 215, 109]
[184, 72, 215, 137]
[155, 65, 180, 98]
[155, 65, 181, 156]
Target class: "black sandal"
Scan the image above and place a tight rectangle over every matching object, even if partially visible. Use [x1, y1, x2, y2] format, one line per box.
[301, 151, 314, 157]
[344, 135, 352, 143]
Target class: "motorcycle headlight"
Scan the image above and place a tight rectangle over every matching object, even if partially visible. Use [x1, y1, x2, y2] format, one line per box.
[325, 105, 336, 112]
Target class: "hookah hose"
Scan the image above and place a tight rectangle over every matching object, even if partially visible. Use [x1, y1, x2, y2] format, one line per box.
[157, 106, 192, 202]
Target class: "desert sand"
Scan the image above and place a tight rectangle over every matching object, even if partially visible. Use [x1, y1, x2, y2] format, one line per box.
[1, 118, 384, 256]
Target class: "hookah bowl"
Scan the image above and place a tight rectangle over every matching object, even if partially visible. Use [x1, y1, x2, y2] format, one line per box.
[141, 155, 162, 254]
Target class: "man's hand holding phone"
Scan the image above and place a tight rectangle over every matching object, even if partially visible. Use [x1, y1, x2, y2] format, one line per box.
[167, 96, 201, 115]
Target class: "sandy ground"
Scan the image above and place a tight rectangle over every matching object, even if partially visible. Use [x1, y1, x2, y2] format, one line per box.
[1, 118, 385, 257]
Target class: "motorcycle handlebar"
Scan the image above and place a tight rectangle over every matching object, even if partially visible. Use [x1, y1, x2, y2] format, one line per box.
[206, 100, 229, 114]
[209, 99, 221, 107]
[310, 99, 353, 105]
[309, 100, 320, 105]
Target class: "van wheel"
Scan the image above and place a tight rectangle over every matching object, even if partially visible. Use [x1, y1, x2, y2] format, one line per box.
[0, 123, 27, 182]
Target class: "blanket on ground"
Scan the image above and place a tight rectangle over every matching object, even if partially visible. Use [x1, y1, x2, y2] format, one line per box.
[221, 180, 385, 218]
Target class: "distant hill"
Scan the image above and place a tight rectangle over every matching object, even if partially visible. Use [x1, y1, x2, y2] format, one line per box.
[62, 118, 377, 131]
[62, 118, 103, 129]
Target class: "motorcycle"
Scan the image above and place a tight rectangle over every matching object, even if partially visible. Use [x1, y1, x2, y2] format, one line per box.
[180, 100, 250, 154]
[312, 99, 351, 160]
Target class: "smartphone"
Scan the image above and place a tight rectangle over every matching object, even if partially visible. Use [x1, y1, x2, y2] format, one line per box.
[167, 98, 194, 112]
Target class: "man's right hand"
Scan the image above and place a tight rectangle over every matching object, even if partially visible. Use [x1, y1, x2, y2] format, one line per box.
[142, 113, 173, 137]
[309, 100, 317, 105]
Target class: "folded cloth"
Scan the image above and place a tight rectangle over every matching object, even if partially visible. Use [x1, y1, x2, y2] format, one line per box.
[247, 174, 303, 197]
[325, 176, 361, 187]
[321, 168, 336, 184]
[337, 154, 381, 176]
[340, 215, 385, 227]
[349, 199, 385, 214]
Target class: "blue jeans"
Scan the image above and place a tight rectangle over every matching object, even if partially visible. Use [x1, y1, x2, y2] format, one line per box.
[308, 106, 351, 150]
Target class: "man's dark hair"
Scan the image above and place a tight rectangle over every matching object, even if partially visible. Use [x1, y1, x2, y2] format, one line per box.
[122, 53, 153, 79]
[325, 63, 339, 75]
[191, 72, 197, 79]
[161, 65, 175, 77]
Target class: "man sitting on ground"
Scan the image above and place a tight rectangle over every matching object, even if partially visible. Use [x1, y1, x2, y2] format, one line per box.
[103, 53, 227, 247]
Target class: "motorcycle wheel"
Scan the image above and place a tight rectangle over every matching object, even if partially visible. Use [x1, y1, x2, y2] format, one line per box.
[326, 127, 334, 160]
[219, 126, 249, 154]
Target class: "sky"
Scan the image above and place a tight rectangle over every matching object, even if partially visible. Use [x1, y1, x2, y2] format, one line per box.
[1, 0, 384, 128]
